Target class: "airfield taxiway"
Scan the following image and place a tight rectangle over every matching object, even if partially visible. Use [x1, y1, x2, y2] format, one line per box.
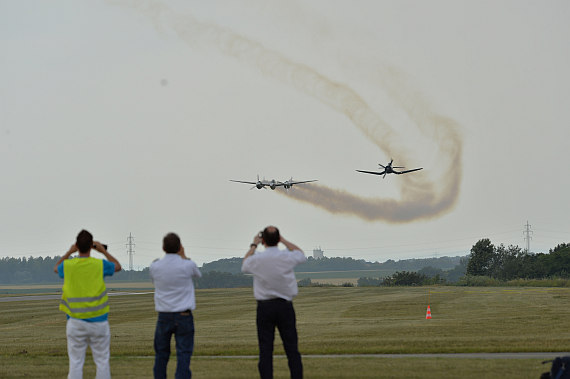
[0, 291, 152, 302]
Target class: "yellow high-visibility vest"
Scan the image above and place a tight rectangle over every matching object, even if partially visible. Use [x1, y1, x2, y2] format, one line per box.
[59, 257, 109, 319]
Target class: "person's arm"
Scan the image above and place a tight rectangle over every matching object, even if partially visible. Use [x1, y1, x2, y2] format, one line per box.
[191, 262, 202, 278]
[243, 232, 262, 263]
[53, 244, 78, 273]
[175, 245, 201, 277]
[93, 241, 122, 272]
[279, 236, 304, 254]
[178, 245, 188, 259]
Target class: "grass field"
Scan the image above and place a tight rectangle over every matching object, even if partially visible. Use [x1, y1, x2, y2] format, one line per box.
[1, 286, 569, 378]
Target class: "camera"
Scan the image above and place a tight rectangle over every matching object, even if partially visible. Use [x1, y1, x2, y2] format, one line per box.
[93, 244, 108, 251]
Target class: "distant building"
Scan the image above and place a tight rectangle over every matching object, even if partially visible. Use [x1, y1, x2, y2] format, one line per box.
[313, 247, 324, 259]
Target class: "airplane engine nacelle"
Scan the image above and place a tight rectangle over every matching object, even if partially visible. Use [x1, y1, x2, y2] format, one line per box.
[256, 183, 264, 189]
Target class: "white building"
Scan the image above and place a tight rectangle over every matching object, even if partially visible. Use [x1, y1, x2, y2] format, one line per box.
[312, 247, 324, 259]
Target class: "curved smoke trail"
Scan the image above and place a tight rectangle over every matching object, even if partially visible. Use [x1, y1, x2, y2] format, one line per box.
[111, 0, 462, 222]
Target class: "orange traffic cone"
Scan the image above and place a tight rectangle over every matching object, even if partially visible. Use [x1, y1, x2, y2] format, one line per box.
[425, 305, 432, 319]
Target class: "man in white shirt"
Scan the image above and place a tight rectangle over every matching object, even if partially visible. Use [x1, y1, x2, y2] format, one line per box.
[241, 226, 307, 379]
[150, 233, 202, 379]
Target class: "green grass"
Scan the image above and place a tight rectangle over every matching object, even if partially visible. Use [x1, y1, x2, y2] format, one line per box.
[1, 286, 569, 378]
[0, 355, 552, 378]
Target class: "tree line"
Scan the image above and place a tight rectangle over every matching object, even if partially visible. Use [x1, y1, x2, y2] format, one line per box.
[201, 255, 462, 274]
[357, 261, 468, 286]
[0, 256, 251, 289]
[0, 256, 152, 284]
[0, 254, 463, 286]
[465, 240, 570, 280]
[356, 240, 570, 287]
[1, 240, 568, 287]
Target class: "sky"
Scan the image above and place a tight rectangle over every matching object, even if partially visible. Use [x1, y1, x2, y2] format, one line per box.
[1, 0, 569, 269]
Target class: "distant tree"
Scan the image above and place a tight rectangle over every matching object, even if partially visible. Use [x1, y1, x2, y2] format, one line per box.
[13, 270, 32, 283]
[466, 239, 495, 276]
[195, 271, 252, 289]
[518, 252, 543, 278]
[445, 256, 468, 282]
[196, 255, 463, 278]
[377, 257, 462, 272]
[297, 278, 312, 287]
[108, 267, 151, 282]
[0, 256, 62, 284]
[488, 244, 526, 280]
[540, 244, 570, 278]
[357, 277, 382, 287]
[418, 266, 444, 278]
[299, 256, 378, 272]
[200, 258, 243, 274]
[427, 274, 445, 285]
[383, 271, 427, 286]
[549, 243, 570, 254]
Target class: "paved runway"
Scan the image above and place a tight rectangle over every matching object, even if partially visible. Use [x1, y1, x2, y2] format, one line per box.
[0, 291, 153, 302]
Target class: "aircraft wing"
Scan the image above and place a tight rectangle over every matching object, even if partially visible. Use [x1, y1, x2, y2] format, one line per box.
[396, 168, 423, 174]
[229, 180, 257, 185]
[289, 180, 318, 185]
[356, 170, 386, 176]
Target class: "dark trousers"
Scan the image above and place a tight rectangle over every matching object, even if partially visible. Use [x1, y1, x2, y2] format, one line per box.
[256, 299, 303, 379]
[154, 311, 195, 379]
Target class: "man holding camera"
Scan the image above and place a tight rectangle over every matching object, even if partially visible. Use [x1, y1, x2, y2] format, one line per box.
[150, 233, 202, 379]
[242, 226, 307, 379]
[54, 229, 122, 379]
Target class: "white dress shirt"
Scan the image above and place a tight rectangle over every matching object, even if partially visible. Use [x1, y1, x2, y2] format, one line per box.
[150, 254, 202, 312]
[241, 246, 307, 301]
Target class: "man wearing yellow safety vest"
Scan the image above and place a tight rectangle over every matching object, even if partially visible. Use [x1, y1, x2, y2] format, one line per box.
[54, 229, 122, 379]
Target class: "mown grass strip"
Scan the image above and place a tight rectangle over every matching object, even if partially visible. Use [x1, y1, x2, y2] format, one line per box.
[1, 286, 569, 377]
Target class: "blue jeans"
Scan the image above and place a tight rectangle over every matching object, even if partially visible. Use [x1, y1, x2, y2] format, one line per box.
[153, 311, 195, 379]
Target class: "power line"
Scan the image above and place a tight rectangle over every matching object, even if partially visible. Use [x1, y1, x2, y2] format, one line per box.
[126, 233, 135, 271]
[523, 221, 533, 253]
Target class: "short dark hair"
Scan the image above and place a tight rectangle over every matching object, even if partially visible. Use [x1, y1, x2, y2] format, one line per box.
[262, 226, 280, 247]
[76, 230, 93, 253]
[163, 233, 181, 254]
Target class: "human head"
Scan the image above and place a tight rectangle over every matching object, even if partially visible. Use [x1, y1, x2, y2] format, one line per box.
[262, 226, 280, 247]
[163, 233, 181, 254]
[76, 229, 93, 254]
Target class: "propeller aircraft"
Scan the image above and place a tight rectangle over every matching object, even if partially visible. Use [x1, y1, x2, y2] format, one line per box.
[230, 176, 317, 190]
[356, 159, 423, 179]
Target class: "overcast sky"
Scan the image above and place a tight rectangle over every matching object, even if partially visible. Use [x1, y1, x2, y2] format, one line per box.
[1, 0, 569, 268]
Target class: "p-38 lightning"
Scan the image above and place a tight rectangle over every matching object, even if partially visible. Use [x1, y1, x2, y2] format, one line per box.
[230, 176, 317, 190]
[356, 159, 423, 179]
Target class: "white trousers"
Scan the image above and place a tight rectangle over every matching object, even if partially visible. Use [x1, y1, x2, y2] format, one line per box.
[66, 318, 111, 379]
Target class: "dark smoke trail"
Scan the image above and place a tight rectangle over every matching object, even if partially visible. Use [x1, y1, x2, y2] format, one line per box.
[111, 0, 463, 222]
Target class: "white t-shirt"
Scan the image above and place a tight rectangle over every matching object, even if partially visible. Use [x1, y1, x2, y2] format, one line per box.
[241, 246, 307, 301]
[150, 254, 202, 312]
